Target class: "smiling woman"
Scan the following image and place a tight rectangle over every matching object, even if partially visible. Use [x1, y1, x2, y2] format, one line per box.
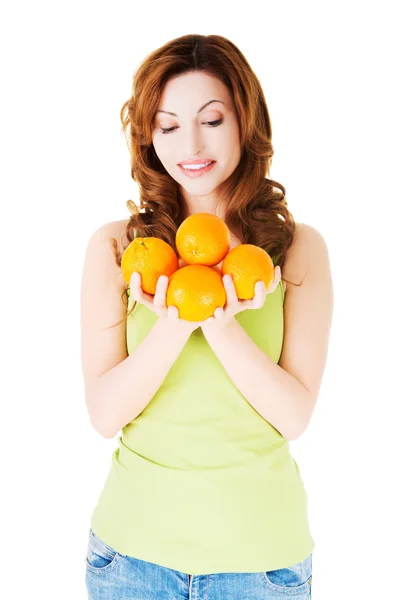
[112, 36, 297, 291]
[178, 159, 217, 177]
[81, 32, 333, 600]
[151, 73, 241, 202]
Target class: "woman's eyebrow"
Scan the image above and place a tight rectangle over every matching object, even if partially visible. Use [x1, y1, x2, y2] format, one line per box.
[156, 99, 225, 117]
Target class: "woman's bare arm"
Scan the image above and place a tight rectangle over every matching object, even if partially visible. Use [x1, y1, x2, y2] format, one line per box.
[80, 221, 191, 438]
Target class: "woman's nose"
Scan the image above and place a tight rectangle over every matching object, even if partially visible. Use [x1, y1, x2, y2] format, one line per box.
[183, 124, 205, 157]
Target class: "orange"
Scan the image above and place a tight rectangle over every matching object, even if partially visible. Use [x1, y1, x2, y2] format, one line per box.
[178, 257, 222, 275]
[176, 213, 231, 267]
[221, 244, 275, 300]
[166, 265, 227, 322]
[121, 237, 179, 295]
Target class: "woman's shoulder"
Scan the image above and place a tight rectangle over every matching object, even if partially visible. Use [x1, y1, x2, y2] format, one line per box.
[103, 218, 130, 240]
[84, 218, 130, 288]
[283, 222, 324, 289]
[88, 218, 130, 243]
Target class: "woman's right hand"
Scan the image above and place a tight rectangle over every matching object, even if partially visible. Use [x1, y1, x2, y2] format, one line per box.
[129, 272, 202, 334]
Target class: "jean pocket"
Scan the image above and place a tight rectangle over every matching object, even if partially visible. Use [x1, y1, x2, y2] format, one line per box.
[262, 553, 312, 596]
[85, 528, 122, 573]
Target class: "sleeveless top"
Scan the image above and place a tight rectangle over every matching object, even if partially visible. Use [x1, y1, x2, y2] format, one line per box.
[90, 230, 315, 575]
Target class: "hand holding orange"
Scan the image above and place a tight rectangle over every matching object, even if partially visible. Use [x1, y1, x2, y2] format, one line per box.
[121, 213, 278, 322]
[166, 265, 227, 322]
[121, 236, 179, 295]
[221, 244, 275, 300]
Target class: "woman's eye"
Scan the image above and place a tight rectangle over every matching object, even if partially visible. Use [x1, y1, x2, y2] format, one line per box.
[160, 118, 223, 135]
[160, 126, 178, 134]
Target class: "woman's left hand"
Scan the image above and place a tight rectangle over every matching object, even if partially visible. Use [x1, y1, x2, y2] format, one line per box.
[200, 266, 282, 333]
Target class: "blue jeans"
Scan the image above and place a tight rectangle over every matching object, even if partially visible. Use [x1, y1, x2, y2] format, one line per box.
[85, 528, 313, 599]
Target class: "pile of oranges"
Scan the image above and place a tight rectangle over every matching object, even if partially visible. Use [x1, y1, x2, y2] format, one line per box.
[121, 213, 275, 321]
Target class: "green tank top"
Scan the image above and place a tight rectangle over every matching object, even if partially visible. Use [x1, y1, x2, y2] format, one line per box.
[90, 231, 315, 575]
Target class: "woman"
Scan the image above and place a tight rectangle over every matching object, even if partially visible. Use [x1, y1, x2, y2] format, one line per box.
[81, 33, 333, 599]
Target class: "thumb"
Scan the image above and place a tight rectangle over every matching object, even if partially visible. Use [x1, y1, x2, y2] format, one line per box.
[167, 305, 179, 319]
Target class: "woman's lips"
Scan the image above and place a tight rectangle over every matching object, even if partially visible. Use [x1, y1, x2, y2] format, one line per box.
[178, 161, 216, 178]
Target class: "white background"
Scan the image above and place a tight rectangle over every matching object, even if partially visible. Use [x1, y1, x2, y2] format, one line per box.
[1, 1, 399, 598]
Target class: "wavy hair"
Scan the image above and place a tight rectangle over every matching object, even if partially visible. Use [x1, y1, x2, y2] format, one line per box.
[110, 33, 300, 325]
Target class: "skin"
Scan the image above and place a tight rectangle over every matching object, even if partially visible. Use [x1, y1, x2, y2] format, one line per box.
[130, 71, 281, 334]
[151, 70, 241, 221]
[82, 74, 333, 439]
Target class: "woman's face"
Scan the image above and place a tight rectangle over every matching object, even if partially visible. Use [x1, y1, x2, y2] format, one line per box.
[151, 71, 241, 212]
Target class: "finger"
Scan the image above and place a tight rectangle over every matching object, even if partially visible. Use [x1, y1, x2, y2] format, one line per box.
[202, 315, 218, 326]
[129, 272, 155, 309]
[129, 272, 143, 300]
[241, 281, 265, 309]
[264, 267, 280, 294]
[154, 275, 168, 309]
[255, 280, 267, 305]
[272, 266, 281, 290]
[167, 304, 179, 319]
[222, 274, 238, 306]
